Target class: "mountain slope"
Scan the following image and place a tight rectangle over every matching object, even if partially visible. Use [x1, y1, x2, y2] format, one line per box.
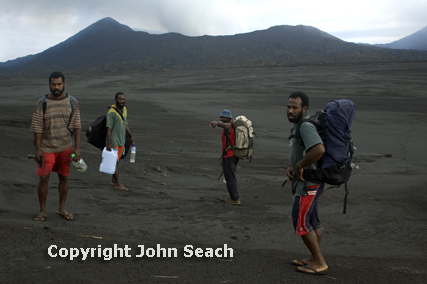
[2, 18, 427, 76]
[375, 26, 427, 50]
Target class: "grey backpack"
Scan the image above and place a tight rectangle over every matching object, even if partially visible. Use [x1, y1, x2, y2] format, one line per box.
[225, 115, 255, 161]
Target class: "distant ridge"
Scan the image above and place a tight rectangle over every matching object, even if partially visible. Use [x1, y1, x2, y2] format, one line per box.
[1, 17, 427, 76]
[374, 26, 427, 50]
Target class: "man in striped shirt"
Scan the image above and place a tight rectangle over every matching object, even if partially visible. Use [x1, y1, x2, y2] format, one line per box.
[30, 71, 81, 221]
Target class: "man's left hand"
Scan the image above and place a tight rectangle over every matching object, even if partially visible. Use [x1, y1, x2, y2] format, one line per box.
[72, 149, 81, 161]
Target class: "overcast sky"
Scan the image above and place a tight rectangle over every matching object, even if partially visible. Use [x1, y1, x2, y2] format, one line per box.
[1, 0, 426, 62]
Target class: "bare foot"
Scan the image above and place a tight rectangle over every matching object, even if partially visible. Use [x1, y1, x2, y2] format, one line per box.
[291, 259, 312, 266]
[114, 184, 128, 191]
[297, 265, 328, 275]
[34, 213, 47, 221]
[56, 210, 73, 220]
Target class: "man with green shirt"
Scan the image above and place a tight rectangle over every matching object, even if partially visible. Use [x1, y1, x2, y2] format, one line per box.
[286, 91, 328, 275]
[106, 92, 134, 191]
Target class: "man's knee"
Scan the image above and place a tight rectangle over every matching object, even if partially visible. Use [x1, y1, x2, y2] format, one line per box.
[39, 175, 50, 183]
[58, 174, 68, 182]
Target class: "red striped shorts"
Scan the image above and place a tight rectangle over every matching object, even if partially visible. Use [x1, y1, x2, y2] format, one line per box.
[292, 184, 324, 236]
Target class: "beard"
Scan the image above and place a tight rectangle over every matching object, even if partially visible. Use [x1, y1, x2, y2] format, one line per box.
[116, 100, 125, 109]
[287, 110, 304, 124]
[50, 87, 64, 97]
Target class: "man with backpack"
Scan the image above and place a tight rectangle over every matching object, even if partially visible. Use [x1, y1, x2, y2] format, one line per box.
[286, 92, 328, 275]
[210, 110, 241, 205]
[106, 92, 134, 191]
[30, 71, 81, 221]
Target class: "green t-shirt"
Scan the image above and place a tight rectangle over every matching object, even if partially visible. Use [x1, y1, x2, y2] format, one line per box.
[289, 115, 323, 196]
[106, 105, 128, 147]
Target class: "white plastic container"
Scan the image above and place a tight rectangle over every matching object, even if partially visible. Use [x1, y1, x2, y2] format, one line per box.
[99, 148, 118, 174]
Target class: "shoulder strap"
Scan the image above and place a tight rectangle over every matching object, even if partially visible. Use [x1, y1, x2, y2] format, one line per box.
[221, 124, 235, 158]
[111, 106, 125, 121]
[42, 95, 47, 114]
[288, 119, 310, 150]
[288, 119, 324, 150]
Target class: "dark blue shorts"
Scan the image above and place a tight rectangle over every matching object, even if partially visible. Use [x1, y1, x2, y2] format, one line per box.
[292, 184, 324, 236]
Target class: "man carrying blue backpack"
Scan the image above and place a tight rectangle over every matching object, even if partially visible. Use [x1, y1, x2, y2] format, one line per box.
[286, 92, 328, 275]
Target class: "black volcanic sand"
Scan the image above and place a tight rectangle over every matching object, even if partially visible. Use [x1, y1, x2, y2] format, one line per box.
[1, 62, 427, 283]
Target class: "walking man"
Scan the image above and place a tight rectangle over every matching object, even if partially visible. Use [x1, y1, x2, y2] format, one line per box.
[106, 92, 134, 191]
[31, 71, 81, 221]
[286, 91, 328, 274]
[210, 110, 240, 205]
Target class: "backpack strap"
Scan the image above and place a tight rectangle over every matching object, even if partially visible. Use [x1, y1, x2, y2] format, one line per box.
[42, 95, 47, 114]
[343, 182, 349, 214]
[220, 123, 235, 159]
[222, 131, 234, 158]
[288, 119, 316, 150]
[111, 106, 126, 122]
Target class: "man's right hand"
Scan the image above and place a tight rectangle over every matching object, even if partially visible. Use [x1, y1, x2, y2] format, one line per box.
[106, 142, 112, 151]
[286, 164, 294, 180]
[35, 149, 43, 164]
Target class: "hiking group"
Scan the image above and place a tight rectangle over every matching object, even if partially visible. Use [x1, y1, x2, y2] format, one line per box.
[30, 72, 134, 222]
[30, 71, 356, 276]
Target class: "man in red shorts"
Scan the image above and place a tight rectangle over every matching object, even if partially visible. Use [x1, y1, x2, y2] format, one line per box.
[30, 71, 81, 221]
[106, 92, 134, 191]
[286, 91, 328, 275]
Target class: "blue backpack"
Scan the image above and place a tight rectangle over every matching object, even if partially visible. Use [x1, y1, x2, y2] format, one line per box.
[289, 99, 357, 213]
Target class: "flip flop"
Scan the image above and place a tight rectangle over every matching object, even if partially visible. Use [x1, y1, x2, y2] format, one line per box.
[297, 266, 328, 275]
[115, 185, 128, 191]
[34, 214, 47, 221]
[291, 259, 309, 266]
[57, 211, 73, 220]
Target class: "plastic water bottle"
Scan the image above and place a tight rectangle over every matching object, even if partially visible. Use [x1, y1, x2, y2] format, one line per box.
[130, 144, 136, 163]
[71, 154, 87, 172]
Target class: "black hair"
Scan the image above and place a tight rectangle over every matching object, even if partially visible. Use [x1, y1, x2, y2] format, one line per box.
[49, 71, 65, 83]
[288, 91, 309, 109]
[115, 92, 125, 99]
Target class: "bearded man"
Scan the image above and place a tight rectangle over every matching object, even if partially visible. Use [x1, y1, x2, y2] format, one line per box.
[286, 91, 328, 275]
[30, 71, 81, 221]
[106, 92, 134, 191]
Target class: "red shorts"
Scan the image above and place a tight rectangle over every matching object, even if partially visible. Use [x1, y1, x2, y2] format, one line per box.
[292, 184, 324, 236]
[37, 147, 72, 176]
[114, 146, 124, 161]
